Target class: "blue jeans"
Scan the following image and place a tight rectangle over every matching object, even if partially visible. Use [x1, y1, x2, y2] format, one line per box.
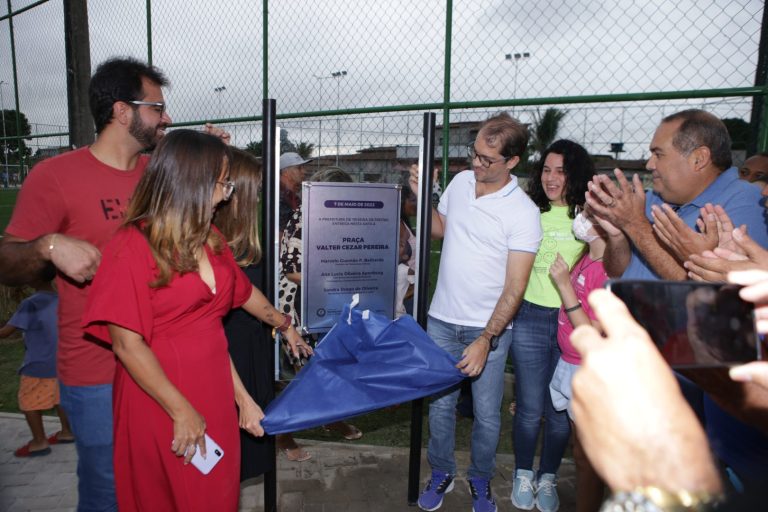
[59, 382, 117, 512]
[426, 316, 513, 480]
[509, 300, 571, 475]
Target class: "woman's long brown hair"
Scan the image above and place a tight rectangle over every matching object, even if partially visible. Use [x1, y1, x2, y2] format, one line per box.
[124, 129, 232, 287]
[213, 148, 263, 267]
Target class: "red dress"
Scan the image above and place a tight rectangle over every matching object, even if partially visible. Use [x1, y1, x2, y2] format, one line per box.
[83, 226, 253, 512]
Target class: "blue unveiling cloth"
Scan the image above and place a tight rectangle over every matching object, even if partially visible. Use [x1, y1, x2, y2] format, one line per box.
[262, 299, 464, 434]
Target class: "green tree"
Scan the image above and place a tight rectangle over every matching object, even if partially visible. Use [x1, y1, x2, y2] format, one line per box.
[243, 131, 315, 159]
[279, 130, 297, 154]
[244, 140, 262, 157]
[528, 107, 567, 160]
[0, 109, 32, 164]
[294, 141, 316, 159]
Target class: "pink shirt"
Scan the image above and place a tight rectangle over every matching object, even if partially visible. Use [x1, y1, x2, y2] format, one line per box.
[556, 254, 608, 364]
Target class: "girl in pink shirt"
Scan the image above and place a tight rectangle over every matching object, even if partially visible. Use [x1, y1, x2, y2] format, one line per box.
[549, 210, 608, 512]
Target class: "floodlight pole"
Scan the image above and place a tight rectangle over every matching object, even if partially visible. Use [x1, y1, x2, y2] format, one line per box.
[332, 70, 347, 165]
[314, 73, 337, 168]
[504, 52, 531, 114]
[214, 85, 226, 119]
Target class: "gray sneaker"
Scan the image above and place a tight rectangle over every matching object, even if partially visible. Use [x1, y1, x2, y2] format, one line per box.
[510, 469, 536, 510]
[535, 473, 559, 512]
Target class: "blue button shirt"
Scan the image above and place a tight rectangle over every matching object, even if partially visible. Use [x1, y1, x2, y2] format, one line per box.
[623, 167, 768, 280]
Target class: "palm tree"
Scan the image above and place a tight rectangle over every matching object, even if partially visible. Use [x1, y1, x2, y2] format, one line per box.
[529, 107, 567, 159]
[243, 138, 315, 159]
[295, 141, 316, 159]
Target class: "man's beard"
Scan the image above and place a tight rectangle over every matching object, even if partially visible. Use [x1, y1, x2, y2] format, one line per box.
[129, 112, 164, 150]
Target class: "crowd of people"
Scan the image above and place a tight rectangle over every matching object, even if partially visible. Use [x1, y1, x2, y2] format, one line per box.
[415, 109, 768, 512]
[1, 54, 768, 512]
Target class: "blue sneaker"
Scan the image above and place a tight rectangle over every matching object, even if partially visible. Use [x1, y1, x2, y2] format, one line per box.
[467, 477, 497, 512]
[535, 473, 559, 512]
[510, 469, 536, 510]
[417, 471, 455, 511]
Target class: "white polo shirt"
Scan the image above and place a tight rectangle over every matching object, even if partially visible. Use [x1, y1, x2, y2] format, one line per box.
[429, 170, 542, 328]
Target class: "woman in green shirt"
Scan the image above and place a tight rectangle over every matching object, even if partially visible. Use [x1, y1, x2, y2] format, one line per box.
[509, 140, 595, 512]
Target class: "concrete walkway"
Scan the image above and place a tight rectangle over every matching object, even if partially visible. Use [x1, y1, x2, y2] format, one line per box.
[1, 412, 576, 511]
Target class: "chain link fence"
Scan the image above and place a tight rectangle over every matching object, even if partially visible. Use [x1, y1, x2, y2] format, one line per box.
[0, 0, 764, 185]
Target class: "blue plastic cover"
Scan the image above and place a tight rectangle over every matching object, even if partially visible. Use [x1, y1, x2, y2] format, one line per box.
[261, 300, 463, 434]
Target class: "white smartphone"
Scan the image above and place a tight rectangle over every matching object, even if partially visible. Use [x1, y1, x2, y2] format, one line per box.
[190, 433, 224, 475]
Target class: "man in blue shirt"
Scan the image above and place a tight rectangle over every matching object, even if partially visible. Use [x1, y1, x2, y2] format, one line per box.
[585, 109, 768, 497]
[585, 109, 767, 279]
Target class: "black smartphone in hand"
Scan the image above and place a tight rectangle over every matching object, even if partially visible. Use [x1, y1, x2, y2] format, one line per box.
[606, 280, 764, 368]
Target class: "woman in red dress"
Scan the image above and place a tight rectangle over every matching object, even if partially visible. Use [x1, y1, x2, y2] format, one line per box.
[83, 130, 311, 511]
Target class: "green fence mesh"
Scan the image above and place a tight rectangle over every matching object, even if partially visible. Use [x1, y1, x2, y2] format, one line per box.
[0, 0, 765, 182]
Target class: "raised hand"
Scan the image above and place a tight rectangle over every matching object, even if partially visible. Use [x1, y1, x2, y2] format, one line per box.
[585, 169, 646, 233]
[685, 229, 768, 282]
[651, 203, 717, 261]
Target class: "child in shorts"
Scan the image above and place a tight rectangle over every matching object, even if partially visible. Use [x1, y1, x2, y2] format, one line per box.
[0, 272, 74, 457]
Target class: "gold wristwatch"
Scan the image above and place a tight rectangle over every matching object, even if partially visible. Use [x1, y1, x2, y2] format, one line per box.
[601, 487, 724, 512]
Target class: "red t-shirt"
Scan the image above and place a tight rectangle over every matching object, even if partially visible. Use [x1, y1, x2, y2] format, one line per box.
[6, 147, 148, 385]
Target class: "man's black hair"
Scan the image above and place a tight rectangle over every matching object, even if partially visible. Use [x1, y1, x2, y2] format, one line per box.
[89, 57, 169, 134]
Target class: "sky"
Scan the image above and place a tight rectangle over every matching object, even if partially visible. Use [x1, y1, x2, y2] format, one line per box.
[0, 0, 764, 159]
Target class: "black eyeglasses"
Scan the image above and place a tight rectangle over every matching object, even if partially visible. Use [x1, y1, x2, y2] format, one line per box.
[467, 144, 510, 168]
[129, 100, 166, 116]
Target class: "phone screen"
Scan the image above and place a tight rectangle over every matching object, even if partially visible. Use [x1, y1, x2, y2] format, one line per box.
[606, 280, 764, 368]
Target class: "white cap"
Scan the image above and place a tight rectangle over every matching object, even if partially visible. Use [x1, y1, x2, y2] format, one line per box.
[279, 152, 312, 170]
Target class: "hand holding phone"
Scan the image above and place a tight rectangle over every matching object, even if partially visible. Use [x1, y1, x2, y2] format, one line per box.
[606, 280, 764, 368]
[190, 433, 224, 475]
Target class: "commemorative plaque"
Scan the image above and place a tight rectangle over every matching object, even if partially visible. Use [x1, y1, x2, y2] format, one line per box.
[301, 182, 400, 333]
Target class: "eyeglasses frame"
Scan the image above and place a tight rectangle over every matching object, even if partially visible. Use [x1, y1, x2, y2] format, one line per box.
[466, 143, 511, 168]
[128, 100, 167, 116]
[218, 180, 236, 200]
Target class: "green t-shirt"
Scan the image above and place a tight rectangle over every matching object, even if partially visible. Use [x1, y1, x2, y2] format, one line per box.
[523, 205, 586, 307]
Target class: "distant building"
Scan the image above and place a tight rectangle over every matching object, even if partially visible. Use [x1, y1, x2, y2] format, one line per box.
[306, 120, 658, 187]
[311, 144, 467, 185]
[310, 120, 487, 183]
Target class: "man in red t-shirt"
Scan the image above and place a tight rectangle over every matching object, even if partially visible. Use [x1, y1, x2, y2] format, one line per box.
[0, 57, 171, 512]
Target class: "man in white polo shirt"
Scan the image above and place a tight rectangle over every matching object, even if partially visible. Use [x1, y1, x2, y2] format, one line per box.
[413, 112, 542, 512]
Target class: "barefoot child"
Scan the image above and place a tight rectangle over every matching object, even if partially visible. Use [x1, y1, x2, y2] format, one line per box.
[0, 271, 74, 457]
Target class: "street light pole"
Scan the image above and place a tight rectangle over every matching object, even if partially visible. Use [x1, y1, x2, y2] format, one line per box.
[314, 70, 347, 166]
[331, 70, 347, 166]
[504, 52, 530, 114]
[214, 85, 226, 119]
[0, 81, 8, 187]
[313, 74, 333, 167]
